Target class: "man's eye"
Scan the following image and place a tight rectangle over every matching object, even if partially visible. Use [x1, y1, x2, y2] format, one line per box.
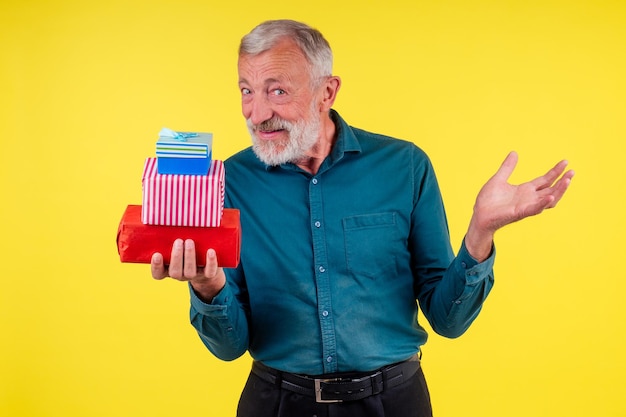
[241, 88, 251, 95]
[272, 89, 286, 96]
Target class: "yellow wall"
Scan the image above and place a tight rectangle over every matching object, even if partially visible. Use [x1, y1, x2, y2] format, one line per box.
[1, 0, 624, 416]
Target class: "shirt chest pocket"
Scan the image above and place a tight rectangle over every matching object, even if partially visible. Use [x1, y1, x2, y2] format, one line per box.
[342, 212, 402, 280]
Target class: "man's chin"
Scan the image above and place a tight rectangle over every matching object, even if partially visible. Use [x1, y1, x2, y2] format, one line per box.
[252, 146, 292, 166]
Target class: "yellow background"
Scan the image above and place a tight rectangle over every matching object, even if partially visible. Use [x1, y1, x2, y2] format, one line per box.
[1, 0, 624, 416]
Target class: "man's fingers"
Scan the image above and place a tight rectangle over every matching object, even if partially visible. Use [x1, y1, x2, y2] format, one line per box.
[153, 239, 223, 282]
[168, 239, 184, 279]
[533, 159, 570, 190]
[204, 248, 219, 278]
[184, 239, 199, 278]
[493, 151, 518, 182]
[151, 252, 168, 280]
[545, 169, 575, 208]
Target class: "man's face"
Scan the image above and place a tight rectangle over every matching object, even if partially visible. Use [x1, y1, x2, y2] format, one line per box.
[238, 39, 323, 166]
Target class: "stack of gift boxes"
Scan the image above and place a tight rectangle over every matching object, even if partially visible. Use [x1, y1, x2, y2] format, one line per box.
[117, 128, 241, 268]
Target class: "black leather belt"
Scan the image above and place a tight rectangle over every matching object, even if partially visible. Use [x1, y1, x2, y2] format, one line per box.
[251, 356, 420, 403]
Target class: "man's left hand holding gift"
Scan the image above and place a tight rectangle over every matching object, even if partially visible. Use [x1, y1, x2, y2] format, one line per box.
[151, 239, 225, 303]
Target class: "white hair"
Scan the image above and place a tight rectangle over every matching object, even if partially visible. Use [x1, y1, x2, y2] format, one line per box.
[239, 19, 333, 82]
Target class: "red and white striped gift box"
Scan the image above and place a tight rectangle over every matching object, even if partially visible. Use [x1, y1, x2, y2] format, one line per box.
[141, 157, 225, 227]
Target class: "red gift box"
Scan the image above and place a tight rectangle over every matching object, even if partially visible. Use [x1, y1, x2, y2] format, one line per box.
[117, 205, 240, 268]
[142, 157, 225, 227]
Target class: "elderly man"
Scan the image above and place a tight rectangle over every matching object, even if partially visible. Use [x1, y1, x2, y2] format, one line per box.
[151, 19, 573, 417]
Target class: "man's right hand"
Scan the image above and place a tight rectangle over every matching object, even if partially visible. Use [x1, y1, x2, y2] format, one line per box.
[151, 238, 226, 303]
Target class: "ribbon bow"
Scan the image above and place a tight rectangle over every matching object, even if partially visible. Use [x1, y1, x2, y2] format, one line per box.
[159, 127, 199, 141]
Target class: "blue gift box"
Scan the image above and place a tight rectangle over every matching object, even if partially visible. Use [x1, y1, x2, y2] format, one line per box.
[155, 128, 213, 175]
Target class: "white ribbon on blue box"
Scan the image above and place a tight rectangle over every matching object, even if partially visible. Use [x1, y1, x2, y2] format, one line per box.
[156, 127, 214, 175]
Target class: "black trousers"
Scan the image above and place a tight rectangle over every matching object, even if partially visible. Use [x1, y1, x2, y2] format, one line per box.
[237, 363, 433, 417]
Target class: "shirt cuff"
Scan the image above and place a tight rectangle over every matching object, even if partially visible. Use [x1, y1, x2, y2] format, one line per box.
[457, 240, 496, 284]
[189, 282, 232, 316]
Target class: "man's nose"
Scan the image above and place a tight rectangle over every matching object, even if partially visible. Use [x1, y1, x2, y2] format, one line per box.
[245, 95, 273, 126]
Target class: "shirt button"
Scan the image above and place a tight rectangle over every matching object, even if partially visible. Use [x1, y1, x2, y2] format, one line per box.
[312, 178, 318, 184]
[326, 356, 333, 363]
[319, 266, 326, 273]
[314, 221, 321, 228]
[322, 310, 329, 317]
[461, 262, 467, 269]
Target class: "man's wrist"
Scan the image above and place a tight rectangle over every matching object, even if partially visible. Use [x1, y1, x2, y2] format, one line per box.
[191, 280, 225, 304]
[465, 218, 495, 262]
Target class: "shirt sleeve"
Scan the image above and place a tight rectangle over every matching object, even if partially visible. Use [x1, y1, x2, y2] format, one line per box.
[422, 240, 495, 338]
[409, 148, 495, 338]
[189, 280, 249, 361]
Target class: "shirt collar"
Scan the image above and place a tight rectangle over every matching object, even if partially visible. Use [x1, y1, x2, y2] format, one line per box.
[329, 109, 362, 156]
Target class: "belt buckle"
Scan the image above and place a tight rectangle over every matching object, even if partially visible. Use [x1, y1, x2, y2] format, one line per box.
[314, 378, 343, 403]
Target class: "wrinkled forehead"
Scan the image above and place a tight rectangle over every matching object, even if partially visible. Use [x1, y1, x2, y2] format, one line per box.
[238, 37, 309, 65]
[237, 39, 313, 81]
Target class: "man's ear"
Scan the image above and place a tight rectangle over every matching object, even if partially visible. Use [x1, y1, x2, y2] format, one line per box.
[320, 76, 341, 111]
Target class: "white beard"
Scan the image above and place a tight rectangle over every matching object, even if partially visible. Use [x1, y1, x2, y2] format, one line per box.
[247, 109, 321, 166]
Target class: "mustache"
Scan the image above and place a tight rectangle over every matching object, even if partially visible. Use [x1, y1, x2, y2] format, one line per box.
[249, 117, 292, 132]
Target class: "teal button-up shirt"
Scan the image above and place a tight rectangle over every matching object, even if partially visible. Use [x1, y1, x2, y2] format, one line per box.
[189, 110, 495, 375]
